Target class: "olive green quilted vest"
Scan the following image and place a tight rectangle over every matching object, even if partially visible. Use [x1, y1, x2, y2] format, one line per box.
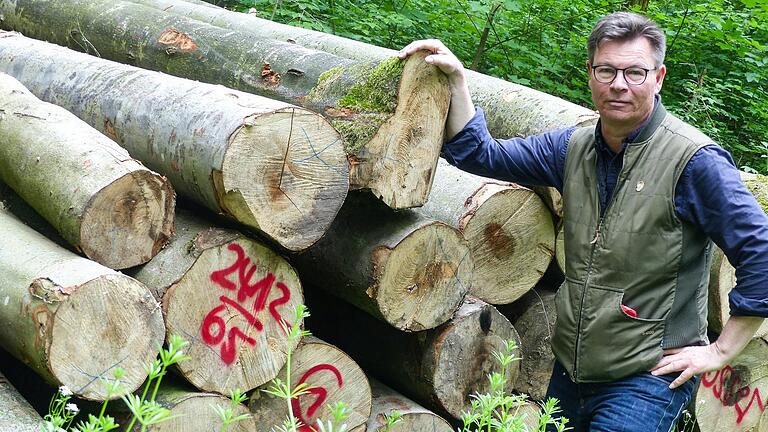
[554, 104, 713, 383]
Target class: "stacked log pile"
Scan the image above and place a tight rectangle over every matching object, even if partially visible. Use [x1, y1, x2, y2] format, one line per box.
[8, 2, 766, 432]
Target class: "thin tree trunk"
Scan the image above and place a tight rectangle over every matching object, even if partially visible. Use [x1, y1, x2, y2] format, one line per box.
[0, 31, 348, 252]
[127, 208, 304, 395]
[292, 192, 473, 332]
[418, 159, 554, 304]
[126, 0, 599, 138]
[0, 371, 45, 432]
[0, 72, 175, 270]
[0, 208, 165, 401]
[0, 0, 450, 210]
[471, 3, 502, 71]
[248, 336, 371, 432]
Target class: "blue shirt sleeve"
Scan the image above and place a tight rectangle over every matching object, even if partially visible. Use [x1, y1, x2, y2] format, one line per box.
[441, 107, 573, 192]
[675, 145, 768, 317]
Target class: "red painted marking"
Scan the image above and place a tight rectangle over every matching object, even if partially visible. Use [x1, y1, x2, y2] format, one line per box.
[701, 366, 766, 424]
[291, 364, 344, 432]
[200, 242, 295, 365]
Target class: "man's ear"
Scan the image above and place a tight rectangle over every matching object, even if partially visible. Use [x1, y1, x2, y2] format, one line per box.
[655, 64, 667, 94]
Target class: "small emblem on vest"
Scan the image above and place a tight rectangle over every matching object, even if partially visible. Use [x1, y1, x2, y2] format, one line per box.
[636, 180, 645, 192]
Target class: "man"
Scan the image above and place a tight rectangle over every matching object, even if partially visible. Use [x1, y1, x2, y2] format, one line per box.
[399, 12, 768, 431]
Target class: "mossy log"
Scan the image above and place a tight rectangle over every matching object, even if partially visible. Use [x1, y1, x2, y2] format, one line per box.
[694, 337, 768, 432]
[292, 192, 472, 332]
[305, 290, 521, 420]
[0, 208, 165, 401]
[367, 378, 452, 432]
[0, 31, 348, 252]
[0, 72, 174, 270]
[0, 371, 45, 432]
[248, 336, 371, 432]
[498, 288, 557, 401]
[114, 378, 256, 431]
[127, 209, 304, 395]
[126, 0, 599, 138]
[418, 159, 554, 304]
[707, 173, 768, 339]
[0, 0, 450, 210]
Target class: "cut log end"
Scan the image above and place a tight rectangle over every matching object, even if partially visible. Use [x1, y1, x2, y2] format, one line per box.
[433, 298, 521, 419]
[220, 107, 349, 251]
[377, 222, 472, 331]
[148, 391, 255, 432]
[367, 379, 452, 432]
[464, 185, 554, 304]
[163, 237, 304, 394]
[80, 169, 175, 269]
[358, 51, 450, 209]
[48, 273, 164, 401]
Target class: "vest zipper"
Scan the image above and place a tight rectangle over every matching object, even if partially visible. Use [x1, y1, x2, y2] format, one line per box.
[573, 147, 629, 381]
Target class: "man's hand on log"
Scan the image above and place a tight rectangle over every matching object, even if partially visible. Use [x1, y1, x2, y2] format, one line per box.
[398, 39, 465, 83]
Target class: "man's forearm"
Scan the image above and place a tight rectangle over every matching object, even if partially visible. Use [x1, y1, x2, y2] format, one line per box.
[445, 73, 475, 142]
[715, 315, 765, 360]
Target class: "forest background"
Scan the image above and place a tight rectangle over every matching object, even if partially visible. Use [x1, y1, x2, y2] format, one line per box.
[220, 0, 767, 174]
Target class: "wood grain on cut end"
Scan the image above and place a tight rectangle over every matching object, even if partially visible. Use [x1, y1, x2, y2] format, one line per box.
[163, 237, 303, 394]
[377, 222, 472, 331]
[432, 298, 520, 419]
[363, 51, 449, 209]
[367, 378, 452, 432]
[695, 338, 768, 432]
[220, 108, 348, 251]
[463, 185, 554, 304]
[249, 337, 371, 431]
[81, 169, 175, 269]
[138, 387, 255, 432]
[48, 273, 164, 401]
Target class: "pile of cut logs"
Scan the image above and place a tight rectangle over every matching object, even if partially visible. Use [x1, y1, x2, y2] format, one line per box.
[0, 1, 765, 432]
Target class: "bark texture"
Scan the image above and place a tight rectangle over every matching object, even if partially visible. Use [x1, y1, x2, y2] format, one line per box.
[418, 159, 555, 304]
[695, 338, 768, 432]
[367, 378, 453, 432]
[0, 0, 450, 209]
[126, 0, 599, 138]
[0, 371, 45, 432]
[305, 290, 521, 420]
[292, 192, 472, 332]
[0, 31, 348, 252]
[248, 336, 370, 432]
[0, 72, 174, 270]
[0, 208, 165, 401]
[127, 209, 304, 394]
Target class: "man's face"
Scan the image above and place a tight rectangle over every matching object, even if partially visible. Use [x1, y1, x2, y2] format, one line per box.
[588, 37, 666, 131]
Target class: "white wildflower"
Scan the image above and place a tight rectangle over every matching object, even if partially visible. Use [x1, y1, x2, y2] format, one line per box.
[58, 386, 72, 397]
[64, 403, 79, 414]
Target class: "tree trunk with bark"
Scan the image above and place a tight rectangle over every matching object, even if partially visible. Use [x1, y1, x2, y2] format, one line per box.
[707, 173, 768, 339]
[695, 337, 768, 432]
[0, 31, 348, 252]
[126, 0, 599, 138]
[305, 290, 521, 420]
[418, 159, 554, 304]
[127, 208, 304, 395]
[248, 336, 371, 432]
[555, 223, 565, 275]
[0, 72, 175, 270]
[292, 192, 473, 332]
[0, 208, 165, 401]
[367, 378, 453, 432]
[0, 0, 450, 210]
[0, 371, 45, 432]
[498, 288, 557, 401]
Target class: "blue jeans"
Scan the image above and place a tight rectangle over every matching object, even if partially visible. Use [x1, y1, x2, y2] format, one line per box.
[544, 361, 698, 432]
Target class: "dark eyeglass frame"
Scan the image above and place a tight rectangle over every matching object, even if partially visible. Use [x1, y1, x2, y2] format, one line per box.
[590, 64, 658, 85]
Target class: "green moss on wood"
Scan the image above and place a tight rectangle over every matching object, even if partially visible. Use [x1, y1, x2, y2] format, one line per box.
[338, 57, 404, 113]
[309, 66, 345, 101]
[333, 114, 389, 155]
[745, 174, 768, 214]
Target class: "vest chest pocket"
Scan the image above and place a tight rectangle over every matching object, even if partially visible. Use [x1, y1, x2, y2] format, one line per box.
[576, 284, 667, 381]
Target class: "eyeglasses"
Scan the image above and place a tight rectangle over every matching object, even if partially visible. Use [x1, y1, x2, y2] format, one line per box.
[591, 65, 657, 85]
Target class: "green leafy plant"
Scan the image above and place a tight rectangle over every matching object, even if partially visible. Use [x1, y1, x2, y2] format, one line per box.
[212, 389, 253, 432]
[459, 340, 570, 432]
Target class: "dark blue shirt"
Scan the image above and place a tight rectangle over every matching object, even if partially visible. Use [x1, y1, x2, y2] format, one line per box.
[442, 106, 768, 317]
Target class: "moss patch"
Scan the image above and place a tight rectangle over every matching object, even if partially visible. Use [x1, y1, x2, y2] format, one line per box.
[333, 114, 389, 154]
[338, 57, 405, 113]
[310, 66, 345, 101]
[745, 174, 768, 214]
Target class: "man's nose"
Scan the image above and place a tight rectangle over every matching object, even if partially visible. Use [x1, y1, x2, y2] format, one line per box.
[610, 72, 630, 90]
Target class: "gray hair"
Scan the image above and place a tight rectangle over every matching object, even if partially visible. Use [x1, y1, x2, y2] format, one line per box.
[588, 12, 666, 67]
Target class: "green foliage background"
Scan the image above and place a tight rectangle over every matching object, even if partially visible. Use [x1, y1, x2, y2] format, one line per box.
[233, 0, 767, 173]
